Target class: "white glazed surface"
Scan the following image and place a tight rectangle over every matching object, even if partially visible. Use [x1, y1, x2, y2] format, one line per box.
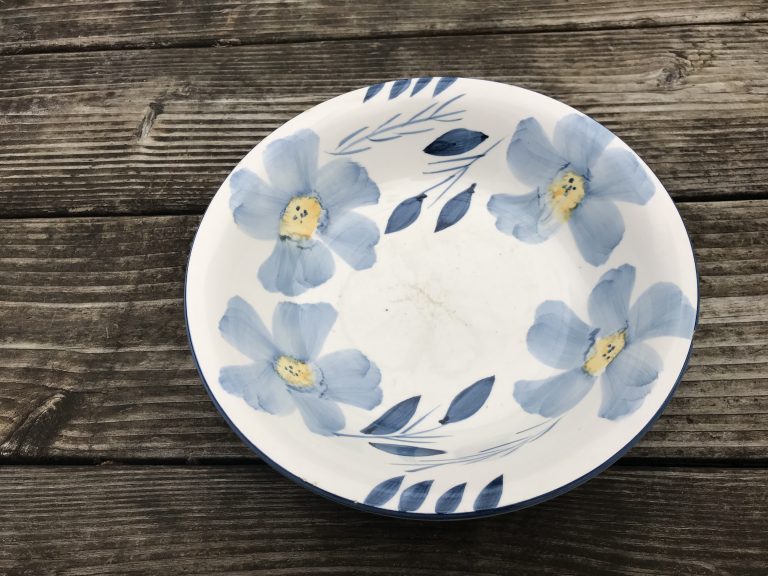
[185, 79, 697, 517]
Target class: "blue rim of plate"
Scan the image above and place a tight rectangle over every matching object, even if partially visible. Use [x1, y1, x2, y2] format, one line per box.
[183, 98, 700, 519]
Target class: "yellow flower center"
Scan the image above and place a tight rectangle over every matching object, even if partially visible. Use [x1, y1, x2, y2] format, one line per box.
[279, 196, 323, 241]
[583, 330, 626, 376]
[275, 355, 316, 389]
[548, 170, 585, 221]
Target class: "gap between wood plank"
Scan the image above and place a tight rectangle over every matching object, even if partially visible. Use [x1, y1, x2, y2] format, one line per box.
[4, 190, 768, 222]
[4, 17, 768, 58]
[0, 455, 764, 468]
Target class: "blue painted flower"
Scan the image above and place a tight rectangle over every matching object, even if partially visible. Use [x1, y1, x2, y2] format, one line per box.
[488, 114, 654, 266]
[218, 296, 383, 435]
[515, 265, 695, 420]
[230, 129, 381, 296]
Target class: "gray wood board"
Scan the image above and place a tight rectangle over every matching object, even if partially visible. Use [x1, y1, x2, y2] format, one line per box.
[2, 0, 767, 54]
[0, 200, 766, 460]
[0, 465, 765, 575]
[1, 24, 768, 216]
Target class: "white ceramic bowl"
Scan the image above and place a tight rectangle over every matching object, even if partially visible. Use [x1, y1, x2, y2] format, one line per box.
[185, 78, 698, 518]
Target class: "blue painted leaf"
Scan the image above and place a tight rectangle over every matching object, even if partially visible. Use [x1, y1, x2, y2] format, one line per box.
[385, 194, 427, 234]
[364, 83, 384, 102]
[423, 129, 488, 156]
[435, 483, 466, 514]
[435, 183, 475, 232]
[398, 480, 433, 512]
[411, 77, 432, 96]
[433, 76, 457, 96]
[473, 475, 504, 511]
[364, 475, 404, 507]
[389, 79, 411, 99]
[369, 443, 446, 457]
[440, 376, 495, 424]
[361, 396, 420, 434]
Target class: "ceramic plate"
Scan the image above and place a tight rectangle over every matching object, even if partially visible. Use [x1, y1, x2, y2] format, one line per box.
[185, 78, 698, 519]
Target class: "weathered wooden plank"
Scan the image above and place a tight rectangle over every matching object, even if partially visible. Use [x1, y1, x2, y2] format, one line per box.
[0, 200, 766, 460]
[2, 0, 766, 55]
[0, 465, 765, 575]
[1, 25, 767, 216]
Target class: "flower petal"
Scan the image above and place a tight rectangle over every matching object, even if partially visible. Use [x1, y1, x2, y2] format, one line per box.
[319, 211, 380, 270]
[258, 239, 335, 296]
[272, 301, 337, 361]
[553, 114, 614, 175]
[219, 362, 264, 398]
[289, 392, 345, 435]
[317, 349, 382, 409]
[589, 148, 654, 205]
[628, 282, 696, 342]
[219, 362, 294, 415]
[599, 342, 661, 419]
[262, 129, 319, 196]
[242, 368, 295, 415]
[316, 159, 380, 217]
[506, 117, 567, 187]
[527, 300, 594, 369]
[588, 264, 636, 334]
[568, 197, 625, 266]
[487, 191, 559, 243]
[218, 296, 278, 363]
[229, 168, 290, 240]
[514, 367, 595, 418]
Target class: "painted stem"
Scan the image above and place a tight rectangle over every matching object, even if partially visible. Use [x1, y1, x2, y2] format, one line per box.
[334, 94, 466, 154]
[401, 418, 560, 473]
[425, 138, 503, 207]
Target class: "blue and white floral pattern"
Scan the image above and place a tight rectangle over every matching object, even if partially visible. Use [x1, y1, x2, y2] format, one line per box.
[488, 114, 654, 266]
[515, 264, 695, 420]
[230, 129, 381, 296]
[218, 296, 382, 435]
[190, 79, 699, 517]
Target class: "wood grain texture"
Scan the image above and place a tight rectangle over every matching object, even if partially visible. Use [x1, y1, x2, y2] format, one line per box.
[2, 0, 767, 54]
[0, 200, 766, 460]
[1, 4, 765, 572]
[2, 24, 768, 216]
[0, 465, 765, 575]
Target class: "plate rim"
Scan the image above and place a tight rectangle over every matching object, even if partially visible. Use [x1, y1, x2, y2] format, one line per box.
[183, 77, 700, 520]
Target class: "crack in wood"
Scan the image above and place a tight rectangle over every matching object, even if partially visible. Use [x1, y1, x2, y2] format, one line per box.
[135, 101, 165, 144]
[0, 390, 83, 458]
